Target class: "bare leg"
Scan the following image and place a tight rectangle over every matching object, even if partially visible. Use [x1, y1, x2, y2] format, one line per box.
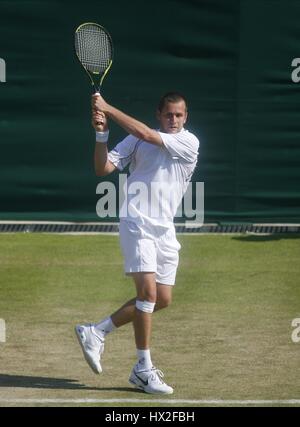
[111, 282, 172, 328]
[132, 272, 157, 349]
[110, 298, 136, 328]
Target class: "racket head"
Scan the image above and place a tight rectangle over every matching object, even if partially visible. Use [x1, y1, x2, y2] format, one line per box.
[75, 22, 113, 92]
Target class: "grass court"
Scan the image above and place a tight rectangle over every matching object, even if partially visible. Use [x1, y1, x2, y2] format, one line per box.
[0, 232, 299, 407]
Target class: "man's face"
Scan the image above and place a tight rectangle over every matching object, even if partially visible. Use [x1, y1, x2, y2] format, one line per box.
[157, 100, 188, 134]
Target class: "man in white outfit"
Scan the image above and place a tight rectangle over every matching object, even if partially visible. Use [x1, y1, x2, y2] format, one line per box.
[75, 92, 199, 394]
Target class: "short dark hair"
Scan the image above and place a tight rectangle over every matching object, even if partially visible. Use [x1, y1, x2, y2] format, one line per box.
[157, 92, 188, 112]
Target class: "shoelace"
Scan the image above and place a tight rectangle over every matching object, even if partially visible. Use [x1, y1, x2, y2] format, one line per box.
[151, 367, 165, 384]
[89, 326, 105, 355]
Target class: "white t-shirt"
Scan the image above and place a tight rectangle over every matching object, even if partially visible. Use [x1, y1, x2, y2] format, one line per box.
[108, 128, 199, 230]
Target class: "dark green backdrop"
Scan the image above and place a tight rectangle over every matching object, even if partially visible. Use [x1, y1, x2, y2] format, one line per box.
[1, 0, 300, 223]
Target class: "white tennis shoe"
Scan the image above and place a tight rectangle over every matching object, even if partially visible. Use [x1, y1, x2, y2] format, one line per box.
[75, 324, 104, 374]
[129, 365, 174, 394]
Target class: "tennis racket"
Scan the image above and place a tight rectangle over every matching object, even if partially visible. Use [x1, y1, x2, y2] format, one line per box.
[75, 22, 113, 94]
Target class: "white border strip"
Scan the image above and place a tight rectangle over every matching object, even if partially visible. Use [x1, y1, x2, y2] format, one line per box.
[1, 221, 300, 226]
[0, 398, 300, 405]
[0, 221, 119, 225]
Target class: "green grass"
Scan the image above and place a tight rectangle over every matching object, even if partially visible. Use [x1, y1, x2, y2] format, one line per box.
[0, 233, 300, 407]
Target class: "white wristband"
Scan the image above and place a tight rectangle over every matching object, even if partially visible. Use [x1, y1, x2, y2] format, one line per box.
[95, 130, 109, 143]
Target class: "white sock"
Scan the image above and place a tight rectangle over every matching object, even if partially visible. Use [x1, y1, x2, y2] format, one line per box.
[137, 349, 152, 371]
[93, 316, 116, 339]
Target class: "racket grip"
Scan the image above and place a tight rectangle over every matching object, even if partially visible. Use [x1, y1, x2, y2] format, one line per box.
[94, 86, 101, 125]
[94, 92, 101, 124]
[93, 90, 102, 125]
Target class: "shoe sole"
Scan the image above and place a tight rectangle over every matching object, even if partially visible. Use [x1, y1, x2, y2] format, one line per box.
[75, 326, 102, 375]
[129, 375, 174, 395]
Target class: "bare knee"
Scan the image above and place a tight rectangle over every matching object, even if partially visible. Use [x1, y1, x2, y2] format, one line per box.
[133, 273, 157, 303]
[155, 283, 173, 311]
[156, 294, 172, 310]
[141, 288, 157, 303]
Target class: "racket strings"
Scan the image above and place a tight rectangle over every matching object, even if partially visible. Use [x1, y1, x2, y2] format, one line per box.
[75, 24, 112, 74]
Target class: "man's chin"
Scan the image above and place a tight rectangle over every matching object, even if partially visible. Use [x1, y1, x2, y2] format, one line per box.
[166, 128, 180, 134]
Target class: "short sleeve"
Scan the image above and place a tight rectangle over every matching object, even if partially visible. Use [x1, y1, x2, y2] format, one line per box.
[158, 130, 199, 163]
[108, 135, 140, 171]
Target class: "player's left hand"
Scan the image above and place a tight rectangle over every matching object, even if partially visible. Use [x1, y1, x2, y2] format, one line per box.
[92, 110, 108, 132]
[91, 94, 109, 131]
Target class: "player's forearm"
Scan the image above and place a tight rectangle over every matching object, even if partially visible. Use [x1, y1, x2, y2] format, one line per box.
[105, 104, 163, 146]
[92, 94, 163, 145]
[94, 141, 109, 176]
[106, 105, 147, 138]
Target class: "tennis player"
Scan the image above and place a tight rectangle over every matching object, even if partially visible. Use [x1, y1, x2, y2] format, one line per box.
[75, 92, 199, 394]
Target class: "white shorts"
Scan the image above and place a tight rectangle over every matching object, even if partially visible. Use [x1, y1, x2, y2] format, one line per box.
[119, 220, 181, 286]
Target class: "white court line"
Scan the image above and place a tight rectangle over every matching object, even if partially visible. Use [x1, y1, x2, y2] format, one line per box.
[0, 319, 5, 342]
[0, 398, 300, 405]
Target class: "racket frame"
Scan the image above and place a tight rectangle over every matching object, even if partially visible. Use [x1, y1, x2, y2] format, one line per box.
[75, 22, 113, 93]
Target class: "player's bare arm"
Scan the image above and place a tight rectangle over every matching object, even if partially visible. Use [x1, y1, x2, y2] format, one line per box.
[92, 94, 164, 146]
[92, 106, 116, 176]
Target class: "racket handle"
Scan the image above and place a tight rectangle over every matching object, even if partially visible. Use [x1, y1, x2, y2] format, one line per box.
[93, 91, 104, 126]
[93, 84, 100, 96]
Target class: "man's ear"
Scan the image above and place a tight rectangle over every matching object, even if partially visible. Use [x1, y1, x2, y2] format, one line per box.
[184, 111, 188, 124]
[156, 109, 161, 121]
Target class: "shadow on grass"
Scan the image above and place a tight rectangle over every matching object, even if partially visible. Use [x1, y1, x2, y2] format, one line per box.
[232, 234, 300, 242]
[0, 374, 142, 394]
